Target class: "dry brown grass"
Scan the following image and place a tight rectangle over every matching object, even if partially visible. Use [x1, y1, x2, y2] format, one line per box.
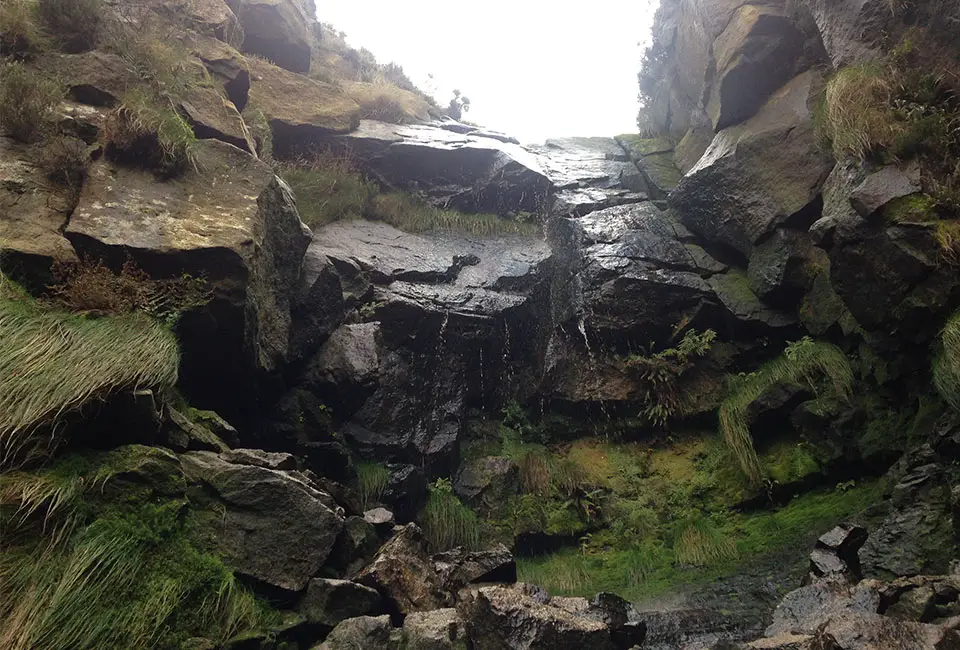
[824, 64, 905, 161]
[0, 61, 61, 142]
[48, 257, 210, 325]
[0, 0, 48, 58]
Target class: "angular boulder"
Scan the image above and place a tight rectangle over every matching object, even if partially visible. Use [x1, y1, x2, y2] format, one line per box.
[357, 524, 449, 614]
[458, 584, 621, 650]
[317, 615, 398, 650]
[247, 57, 360, 155]
[298, 578, 381, 627]
[670, 71, 833, 255]
[706, 5, 806, 131]
[66, 140, 311, 416]
[328, 121, 552, 217]
[433, 544, 517, 591]
[401, 608, 467, 650]
[453, 456, 520, 512]
[181, 450, 343, 591]
[849, 163, 922, 218]
[228, 0, 312, 73]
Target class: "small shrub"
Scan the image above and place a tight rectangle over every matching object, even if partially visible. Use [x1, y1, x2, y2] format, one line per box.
[419, 478, 481, 552]
[48, 256, 211, 325]
[356, 462, 390, 510]
[625, 329, 717, 427]
[0, 61, 61, 142]
[36, 0, 103, 53]
[104, 88, 198, 176]
[35, 134, 88, 186]
[720, 338, 853, 485]
[358, 94, 410, 124]
[0, 0, 47, 58]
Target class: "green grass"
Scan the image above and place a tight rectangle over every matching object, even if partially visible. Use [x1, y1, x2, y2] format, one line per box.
[0, 290, 180, 465]
[280, 154, 377, 228]
[105, 87, 198, 176]
[356, 462, 390, 510]
[0, 453, 273, 650]
[719, 338, 853, 485]
[517, 480, 883, 603]
[935, 309, 960, 411]
[419, 479, 481, 552]
[0, 61, 61, 142]
[368, 192, 539, 236]
[280, 155, 540, 235]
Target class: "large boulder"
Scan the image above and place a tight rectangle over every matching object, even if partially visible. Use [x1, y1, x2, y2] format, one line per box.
[327, 121, 552, 217]
[670, 71, 833, 256]
[401, 609, 467, 650]
[181, 450, 343, 591]
[548, 202, 724, 343]
[247, 57, 360, 156]
[457, 583, 640, 650]
[797, 0, 893, 67]
[453, 456, 520, 512]
[706, 5, 807, 131]
[66, 140, 310, 417]
[227, 0, 313, 73]
[432, 544, 517, 591]
[317, 615, 399, 650]
[357, 524, 449, 614]
[614, 134, 681, 199]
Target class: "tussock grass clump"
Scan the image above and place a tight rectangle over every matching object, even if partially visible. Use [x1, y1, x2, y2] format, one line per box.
[719, 338, 853, 485]
[419, 478, 481, 552]
[105, 88, 198, 176]
[0, 295, 180, 464]
[36, 0, 102, 53]
[0, 458, 270, 650]
[823, 64, 904, 161]
[358, 94, 411, 124]
[934, 310, 960, 412]
[368, 192, 538, 237]
[280, 153, 377, 227]
[519, 450, 551, 495]
[0, 61, 61, 142]
[356, 461, 390, 510]
[0, 0, 47, 58]
[672, 516, 737, 567]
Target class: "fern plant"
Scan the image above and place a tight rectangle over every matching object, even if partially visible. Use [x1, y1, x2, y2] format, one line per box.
[719, 338, 853, 486]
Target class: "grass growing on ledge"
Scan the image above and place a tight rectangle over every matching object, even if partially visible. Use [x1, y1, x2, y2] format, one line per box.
[356, 461, 390, 510]
[934, 309, 960, 411]
[0, 453, 273, 650]
[419, 478, 482, 552]
[0, 290, 179, 464]
[280, 153, 541, 236]
[516, 480, 883, 603]
[719, 338, 852, 486]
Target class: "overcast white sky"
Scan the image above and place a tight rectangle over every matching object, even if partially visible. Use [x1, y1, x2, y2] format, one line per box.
[318, 1, 659, 145]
